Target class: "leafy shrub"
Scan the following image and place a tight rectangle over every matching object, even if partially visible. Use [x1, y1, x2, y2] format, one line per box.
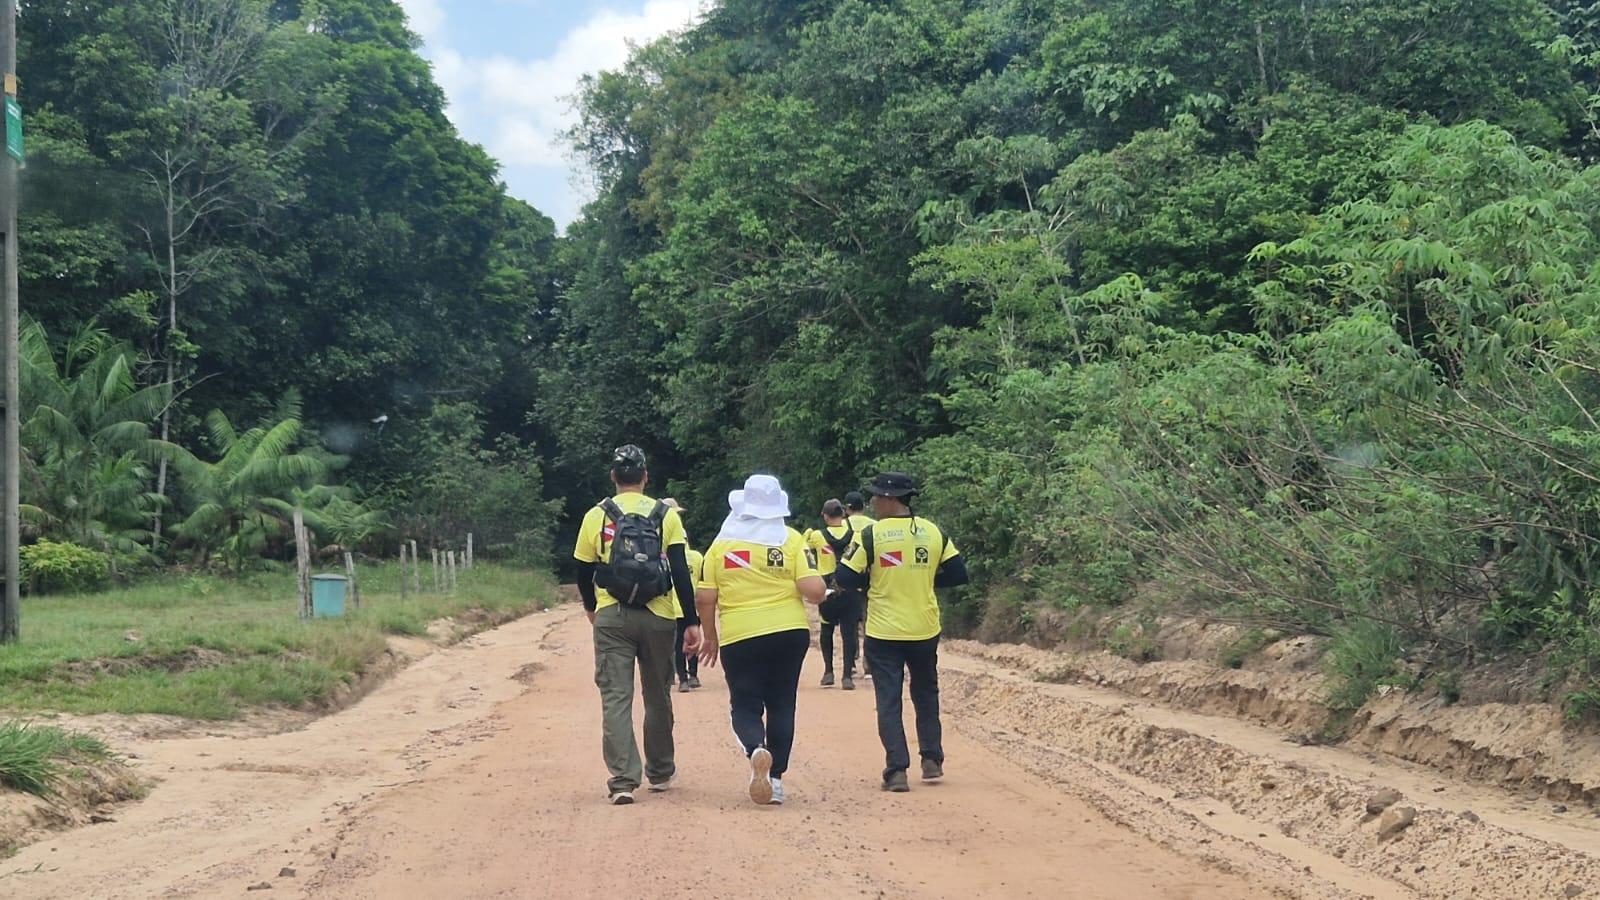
[21, 539, 111, 594]
[1323, 619, 1404, 710]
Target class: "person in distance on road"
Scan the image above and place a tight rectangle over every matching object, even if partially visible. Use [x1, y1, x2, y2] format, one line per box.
[661, 498, 704, 693]
[836, 472, 969, 793]
[842, 491, 874, 678]
[572, 445, 701, 806]
[696, 474, 826, 805]
[806, 499, 861, 689]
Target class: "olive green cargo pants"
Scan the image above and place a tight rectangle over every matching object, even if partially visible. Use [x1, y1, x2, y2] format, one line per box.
[592, 604, 677, 794]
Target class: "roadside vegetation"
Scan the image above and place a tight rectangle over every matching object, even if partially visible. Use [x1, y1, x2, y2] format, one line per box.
[0, 564, 554, 720]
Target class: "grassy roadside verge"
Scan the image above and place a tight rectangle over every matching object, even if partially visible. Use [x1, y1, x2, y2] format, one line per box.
[0, 562, 556, 720]
[0, 721, 116, 797]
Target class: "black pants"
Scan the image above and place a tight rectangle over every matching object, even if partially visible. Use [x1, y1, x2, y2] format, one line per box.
[865, 635, 943, 778]
[818, 589, 862, 675]
[674, 618, 699, 682]
[721, 628, 809, 778]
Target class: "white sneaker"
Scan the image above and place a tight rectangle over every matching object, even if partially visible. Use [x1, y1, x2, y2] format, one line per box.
[648, 776, 674, 793]
[768, 778, 785, 805]
[609, 790, 635, 805]
[748, 747, 774, 805]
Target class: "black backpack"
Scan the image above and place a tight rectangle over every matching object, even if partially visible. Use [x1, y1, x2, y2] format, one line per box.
[821, 521, 855, 560]
[594, 499, 673, 607]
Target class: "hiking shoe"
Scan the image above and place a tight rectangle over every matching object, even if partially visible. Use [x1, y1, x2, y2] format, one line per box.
[768, 778, 786, 805]
[921, 759, 944, 781]
[678, 680, 692, 693]
[648, 776, 674, 793]
[882, 770, 910, 793]
[820, 671, 835, 687]
[609, 790, 635, 805]
[748, 747, 774, 805]
[687, 676, 702, 689]
[841, 676, 855, 691]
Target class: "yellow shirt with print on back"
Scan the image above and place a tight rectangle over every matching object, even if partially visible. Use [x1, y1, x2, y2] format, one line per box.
[803, 523, 854, 578]
[839, 517, 958, 641]
[573, 493, 687, 621]
[697, 528, 818, 646]
[668, 547, 704, 619]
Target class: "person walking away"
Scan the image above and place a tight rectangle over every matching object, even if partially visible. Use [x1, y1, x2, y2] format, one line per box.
[837, 472, 969, 793]
[842, 491, 874, 678]
[696, 474, 826, 805]
[662, 498, 704, 693]
[573, 445, 701, 805]
[806, 499, 860, 689]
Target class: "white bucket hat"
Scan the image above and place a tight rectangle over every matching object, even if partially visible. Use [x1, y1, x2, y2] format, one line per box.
[728, 474, 790, 519]
[716, 474, 791, 546]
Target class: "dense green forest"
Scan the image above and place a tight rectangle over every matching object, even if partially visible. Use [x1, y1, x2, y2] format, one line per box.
[16, 0, 1600, 711]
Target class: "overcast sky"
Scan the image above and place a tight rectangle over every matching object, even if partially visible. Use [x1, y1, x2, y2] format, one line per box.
[395, 0, 706, 230]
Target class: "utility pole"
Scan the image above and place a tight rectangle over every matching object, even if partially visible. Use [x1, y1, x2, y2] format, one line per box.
[1, 0, 19, 644]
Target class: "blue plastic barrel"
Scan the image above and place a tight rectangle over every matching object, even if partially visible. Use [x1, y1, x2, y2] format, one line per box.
[311, 574, 347, 618]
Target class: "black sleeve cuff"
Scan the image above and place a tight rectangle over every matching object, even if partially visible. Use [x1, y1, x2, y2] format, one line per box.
[933, 554, 969, 589]
[836, 565, 868, 591]
[575, 561, 598, 611]
[667, 545, 700, 626]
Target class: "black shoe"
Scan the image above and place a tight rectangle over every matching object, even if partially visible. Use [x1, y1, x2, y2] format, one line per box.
[687, 676, 702, 689]
[820, 671, 835, 687]
[841, 676, 855, 691]
[921, 759, 944, 781]
[678, 680, 692, 693]
[883, 770, 910, 792]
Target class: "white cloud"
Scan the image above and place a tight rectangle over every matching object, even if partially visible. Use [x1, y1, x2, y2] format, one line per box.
[395, 0, 446, 42]
[417, 0, 706, 222]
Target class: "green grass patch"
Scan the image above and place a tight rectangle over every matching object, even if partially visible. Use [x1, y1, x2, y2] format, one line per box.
[0, 720, 112, 797]
[0, 562, 555, 720]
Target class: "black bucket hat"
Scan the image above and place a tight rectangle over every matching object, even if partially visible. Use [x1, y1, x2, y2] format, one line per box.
[864, 472, 919, 499]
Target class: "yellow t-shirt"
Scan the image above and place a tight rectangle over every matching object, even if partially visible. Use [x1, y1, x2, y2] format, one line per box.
[669, 547, 704, 619]
[839, 517, 958, 641]
[573, 493, 687, 621]
[697, 528, 819, 646]
[803, 523, 853, 577]
[847, 513, 874, 534]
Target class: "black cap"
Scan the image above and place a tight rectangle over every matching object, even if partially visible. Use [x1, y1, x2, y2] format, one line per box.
[864, 472, 918, 499]
[843, 491, 866, 510]
[611, 444, 647, 473]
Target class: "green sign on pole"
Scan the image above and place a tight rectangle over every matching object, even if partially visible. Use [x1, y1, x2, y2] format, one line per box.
[4, 96, 21, 163]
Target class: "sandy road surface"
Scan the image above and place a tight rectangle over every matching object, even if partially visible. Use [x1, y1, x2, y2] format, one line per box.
[1, 605, 1273, 899]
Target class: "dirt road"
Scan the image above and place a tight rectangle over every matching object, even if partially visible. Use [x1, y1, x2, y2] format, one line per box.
[1, 606, 1272, 899]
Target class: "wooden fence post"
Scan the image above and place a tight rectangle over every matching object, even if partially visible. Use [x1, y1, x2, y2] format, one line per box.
[344, 551, 362, 609]
[293, 507, 311, 620]
[431, 548, 441, 593]
[399, 543, 409, 598]
[466, 533, 474, 570]
[448, 550, 459, 592]
[410, 540, 420, 593]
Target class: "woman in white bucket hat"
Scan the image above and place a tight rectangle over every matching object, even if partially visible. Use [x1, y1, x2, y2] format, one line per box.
[695, 473, 826, 805]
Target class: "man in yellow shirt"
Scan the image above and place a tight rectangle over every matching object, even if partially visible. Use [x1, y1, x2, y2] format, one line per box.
[837, 472, 969, 793]
[573, 445, 701, 805]
[806, 499, 861, 689]
[843, 491, 874, 676]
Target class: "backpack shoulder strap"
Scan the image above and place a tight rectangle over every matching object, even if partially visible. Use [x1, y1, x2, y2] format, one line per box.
[647, 500, 668, 527]
[823, 522, 853, 556]
[599, 498, 624, 523]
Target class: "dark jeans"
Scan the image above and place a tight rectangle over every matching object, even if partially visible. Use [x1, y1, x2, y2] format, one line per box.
[592, 604, 677, 794]
[721, 628, 810, 778]
[674, 618, 699, 682]
[818, 589, 862, 675]
[865, 635, 943, 778]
